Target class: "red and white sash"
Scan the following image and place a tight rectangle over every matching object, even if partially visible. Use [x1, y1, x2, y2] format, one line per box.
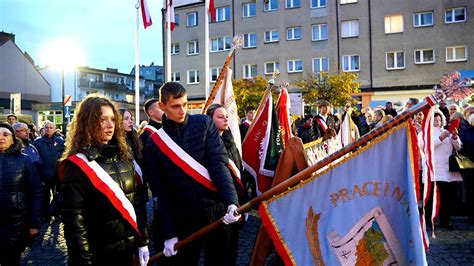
[133, 160, 143, 186]
[65, 153, 141, 237]
[150, 128, 217, 192]
[315, 117, 328, 133]
[242, 120, 251, 127]
[143, 124, 158, 135]
[228, 159, 243, 188]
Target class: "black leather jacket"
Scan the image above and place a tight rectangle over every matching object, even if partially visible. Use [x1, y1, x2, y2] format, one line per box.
[144, 114, 238, 239]
[0, 140, 43, 250]
[60, 143, 148, 265]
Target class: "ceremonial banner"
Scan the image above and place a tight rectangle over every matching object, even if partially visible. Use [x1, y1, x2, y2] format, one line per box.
[260, 122, 426, 265]
[337, 111, 360, 147]
[212, 68, 242, 153]
[277, 87, 292, 147]
[242, 90, 283, 194]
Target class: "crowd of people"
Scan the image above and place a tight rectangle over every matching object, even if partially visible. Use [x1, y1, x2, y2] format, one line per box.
[1, 82, 473, 265]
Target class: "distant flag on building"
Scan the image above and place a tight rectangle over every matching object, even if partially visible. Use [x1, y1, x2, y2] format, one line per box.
[242, 90, 283, 194]
[212, 68, 242, 154]
[259, 121, 427, 265]
[276, 85, 293, 146]
[140, 0, 153, 29]
[209, 0, 216, 21]
[164, 0, 176, 31]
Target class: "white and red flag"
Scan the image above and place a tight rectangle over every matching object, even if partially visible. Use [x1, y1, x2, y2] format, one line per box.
[140, 0, 153, 29]
[164, 0, 176, 31]
[276, 86, 292, 147]
[209, 0, 216, 21]
[212, 68, 242, 154]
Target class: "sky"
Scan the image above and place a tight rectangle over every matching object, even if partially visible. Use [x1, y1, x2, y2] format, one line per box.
[0, 0, 164, 74]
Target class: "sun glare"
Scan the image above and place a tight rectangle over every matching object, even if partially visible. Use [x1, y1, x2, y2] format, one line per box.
[40, 39, 86, 69]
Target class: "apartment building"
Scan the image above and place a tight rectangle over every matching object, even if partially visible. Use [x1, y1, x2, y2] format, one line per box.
[167, 0, 473, 108]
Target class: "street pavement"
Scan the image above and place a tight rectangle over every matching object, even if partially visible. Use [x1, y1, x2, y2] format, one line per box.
[20, 205, 474, 265]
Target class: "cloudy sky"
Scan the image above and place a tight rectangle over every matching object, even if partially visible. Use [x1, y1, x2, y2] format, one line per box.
[1, 0, 163, 73]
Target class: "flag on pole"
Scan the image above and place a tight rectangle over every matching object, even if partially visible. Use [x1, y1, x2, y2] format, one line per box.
[209, 0, 216, 21]
[242, 90, 283, 194]
[140, 0, 153, 29]
[164, 0, 176, 31]
[259, 121, 427, 265]
[337, 110, 360, 147]
[276, 86, 292, 146]
[212, 68, 242, 154]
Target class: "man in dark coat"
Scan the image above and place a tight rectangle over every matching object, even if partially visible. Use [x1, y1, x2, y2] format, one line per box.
[144, 82, 240, 265]
[33, 121, 65, 221]
[239, 106, 255, 141]
[313, 100, 339, 139]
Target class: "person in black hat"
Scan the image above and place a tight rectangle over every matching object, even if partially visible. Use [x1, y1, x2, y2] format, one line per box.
[0, 123, 43, 265]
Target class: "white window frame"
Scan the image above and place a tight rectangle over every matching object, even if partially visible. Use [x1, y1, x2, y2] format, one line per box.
[340, 0, 357, 4]
[287, 26, 302, 40]
[210, 67, 221, 82]
[187, 70, 199, 84]
[210, 36, 231, 52]
[171, 43, 180, 55]
[312, 23, 328, 41]
[186, 12, 198, 27]
[386, 51, 405, 70]
[311, 0, 326, 9]
[187, 40, 199, 55]
[286, 0, 301, 9]
[342, 55, 360, 72]
[384, 15, 404, 34]
[243, 2, 256, 18]
[215, 6, 230, 22]
[413, 11, 434, 27]
[445, 7, 467, 24]
[341, 20, 359, 38]
[312, 57, 329, 73]
[171, 72, 180, 82]
[243, 33, 257, 48]
[264, 30, 279, 43]
[243, 64, 258, 79]
[446, 46, 467, 62]
[414, 49, 435, 64]
[287, 59, 303, 73]
[264, 62, 279, 75]
[264, 0, 278, 12]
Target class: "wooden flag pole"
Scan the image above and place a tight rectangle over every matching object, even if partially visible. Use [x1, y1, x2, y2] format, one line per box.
[148, 99, 434, 264]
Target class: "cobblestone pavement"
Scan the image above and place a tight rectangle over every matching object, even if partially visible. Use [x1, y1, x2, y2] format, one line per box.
[20, 204, 474, 265]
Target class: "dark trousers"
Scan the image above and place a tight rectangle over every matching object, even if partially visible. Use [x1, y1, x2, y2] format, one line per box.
[461, 169, 474, 223]
[424, 181, 460, 226]
[0, 248, 22, 266]
[42, 180, 60, 219]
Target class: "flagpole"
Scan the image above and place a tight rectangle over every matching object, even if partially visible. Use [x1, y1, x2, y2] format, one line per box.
[135, 1, 140, 126]
[204, 0, 210, 99]
[165, 0, 171, 82]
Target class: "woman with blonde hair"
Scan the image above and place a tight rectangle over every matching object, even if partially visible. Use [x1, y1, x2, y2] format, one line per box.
[59, 94, 149, 265]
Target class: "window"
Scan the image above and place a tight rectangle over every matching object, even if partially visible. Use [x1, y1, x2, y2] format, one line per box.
[311, 0, 326, 9]
[264, 30, 279, 43]
[171, 43, 180, 55]
[243, 64, 257, 78]
[215, 6, 230, 22]
[413, 11, 433, 27]
[312, 23, 328, 41]
[286, 0, 300, 9]
[287, 26, 301, 40]
[414, 49, 435, 64]
[171, 72, 180, 82]
[312, 57, 329, 73]
[445, 7, 466, 23]
[175, 15, 180, 26]
[265, 62, 280, 75]
[243, 33, 257, 48]
[210, 36, 231, 52]
[446, 46, 467, 62]
[187, 12, 198, 27]
[340, 0, 357, 4]
[264, 0, 278, 11]
[341, 20, 359, 37]
[287, 59, 303, 73]
[187, 70, 199, 84]
[243, 2, 256, 18]
[342, 55, 360, 72]
[211, 67, 221, 82]
[385, 15, 403, 34]
[386, 51, 405, 70]
[187, 40, 199, 55]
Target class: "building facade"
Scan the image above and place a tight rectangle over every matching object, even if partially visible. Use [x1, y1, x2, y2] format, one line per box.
[167, 0, 473, 108]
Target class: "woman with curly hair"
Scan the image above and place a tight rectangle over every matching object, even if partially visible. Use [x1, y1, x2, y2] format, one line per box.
[59, 94, 149, 265]
[118, 109, 143, 163]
